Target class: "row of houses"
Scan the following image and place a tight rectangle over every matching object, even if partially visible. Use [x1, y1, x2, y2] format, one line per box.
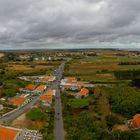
[60, 77, 94, 98]
[8, 84, 46, 107]
[60, 77, 94, 90]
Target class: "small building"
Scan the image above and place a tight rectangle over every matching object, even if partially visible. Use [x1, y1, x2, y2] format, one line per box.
[130, 114, 140, 128]
[39, 94, 52, 107]
[9, 96, 25, 107]
[38, 76, 56, 83]
[0, 125, 43, 140]
[76, 88, 89, 98]
[38, 89, 55, 106]
[44, 89, 56, 96]
[20, 84, 36, 94]
[0, 125, 20, 140]
[34, 85, 46, 95]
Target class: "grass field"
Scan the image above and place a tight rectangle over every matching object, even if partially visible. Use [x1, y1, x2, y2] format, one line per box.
[68, 99, 89, 108]
[65, 54, 140, 83]
[7, 64, 54, 71]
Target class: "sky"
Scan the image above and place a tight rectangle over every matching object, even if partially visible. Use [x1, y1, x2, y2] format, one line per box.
[0, 0, 140, 50]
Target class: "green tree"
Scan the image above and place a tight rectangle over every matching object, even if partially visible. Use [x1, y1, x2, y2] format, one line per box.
[26, 108, 46, 121]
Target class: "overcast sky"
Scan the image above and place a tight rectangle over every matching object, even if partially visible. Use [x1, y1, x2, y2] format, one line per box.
[0, 0, 140, 50]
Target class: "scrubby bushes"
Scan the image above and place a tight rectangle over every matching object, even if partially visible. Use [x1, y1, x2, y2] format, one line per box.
[108, 85, 140, 117]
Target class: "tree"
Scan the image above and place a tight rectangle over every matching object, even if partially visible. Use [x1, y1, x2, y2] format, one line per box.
[26, 108, 46, 121]
[131, 78, 140, 88]
[108, 85, 140, 117]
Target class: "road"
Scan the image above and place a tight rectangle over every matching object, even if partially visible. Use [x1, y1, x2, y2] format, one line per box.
[54, 63, 65, 140]
[0, 96, 39, 124]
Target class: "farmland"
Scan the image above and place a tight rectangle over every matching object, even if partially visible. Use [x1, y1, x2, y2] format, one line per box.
[64, 51, 140, 83]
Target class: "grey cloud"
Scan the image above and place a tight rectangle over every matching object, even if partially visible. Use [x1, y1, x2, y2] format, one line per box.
[0, 0, 140, 50]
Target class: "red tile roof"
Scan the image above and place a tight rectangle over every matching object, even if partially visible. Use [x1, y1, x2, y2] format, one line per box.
[35, 85, 46, 91]
[131, 114, 140, 127]
[9, 96, 25, 106]
[79, 88, 89, 95]
[44, 89, 54, 96]
[0, 126, 20, 140]
[39, 94, 52, 101]
[25, 84, 36, 90]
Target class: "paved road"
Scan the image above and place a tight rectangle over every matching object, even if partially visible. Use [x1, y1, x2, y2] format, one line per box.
[0, 96, 39, 124]
[54, 63, 65, 140]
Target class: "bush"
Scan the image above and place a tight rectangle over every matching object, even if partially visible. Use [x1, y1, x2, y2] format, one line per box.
[106, 114, 123, 128]
[26, 108, 46, 121]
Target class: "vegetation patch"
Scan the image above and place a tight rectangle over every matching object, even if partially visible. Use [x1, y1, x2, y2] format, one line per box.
[26, 108, 46, 121]
[108, 85, 140, 117]
[68, 99, 89, 109]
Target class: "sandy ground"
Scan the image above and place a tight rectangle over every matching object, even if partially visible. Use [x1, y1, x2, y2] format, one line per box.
[0, 53, 4, 58]
[11, 113, 29, 128]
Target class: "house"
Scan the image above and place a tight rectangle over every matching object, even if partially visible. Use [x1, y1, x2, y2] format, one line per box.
[44, 89, 56, 96]
[38, 76, 56, 82]
[38, 89, 55, 106]
[60, 77, 94, 90]
[0, 125, 20, 140]
[34, 85, 46, 95]
[0, 125, 43, 140]
[61, 77, 77, 85]
[39, 94, 52, 106]
[20, 84, 36, 94]
[76, 88, 89, 98]
[9, 96, 25, 107]
[130, 114, 140, 128]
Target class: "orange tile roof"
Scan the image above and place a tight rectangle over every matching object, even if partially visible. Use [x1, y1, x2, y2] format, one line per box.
[25, 84, 36, 90]
[39, 94, 52, 101]
[131, 114, 140, 127]
[35, 85, 46, 91]
[79, 88, 89, 95]
[76, 81, 84, 85]
[9, 96, 25, 106]
[44, 89, 54, 96]
[0, 126, 20, 140]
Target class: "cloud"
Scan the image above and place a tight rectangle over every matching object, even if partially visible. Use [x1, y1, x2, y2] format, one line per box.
[0, 0, 140, 50]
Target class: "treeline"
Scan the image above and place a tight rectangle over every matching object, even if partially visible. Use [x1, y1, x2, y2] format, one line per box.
[114, 70, 140, 80]
[108, 85, 140, 117]
[119, 62, 140, 65]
